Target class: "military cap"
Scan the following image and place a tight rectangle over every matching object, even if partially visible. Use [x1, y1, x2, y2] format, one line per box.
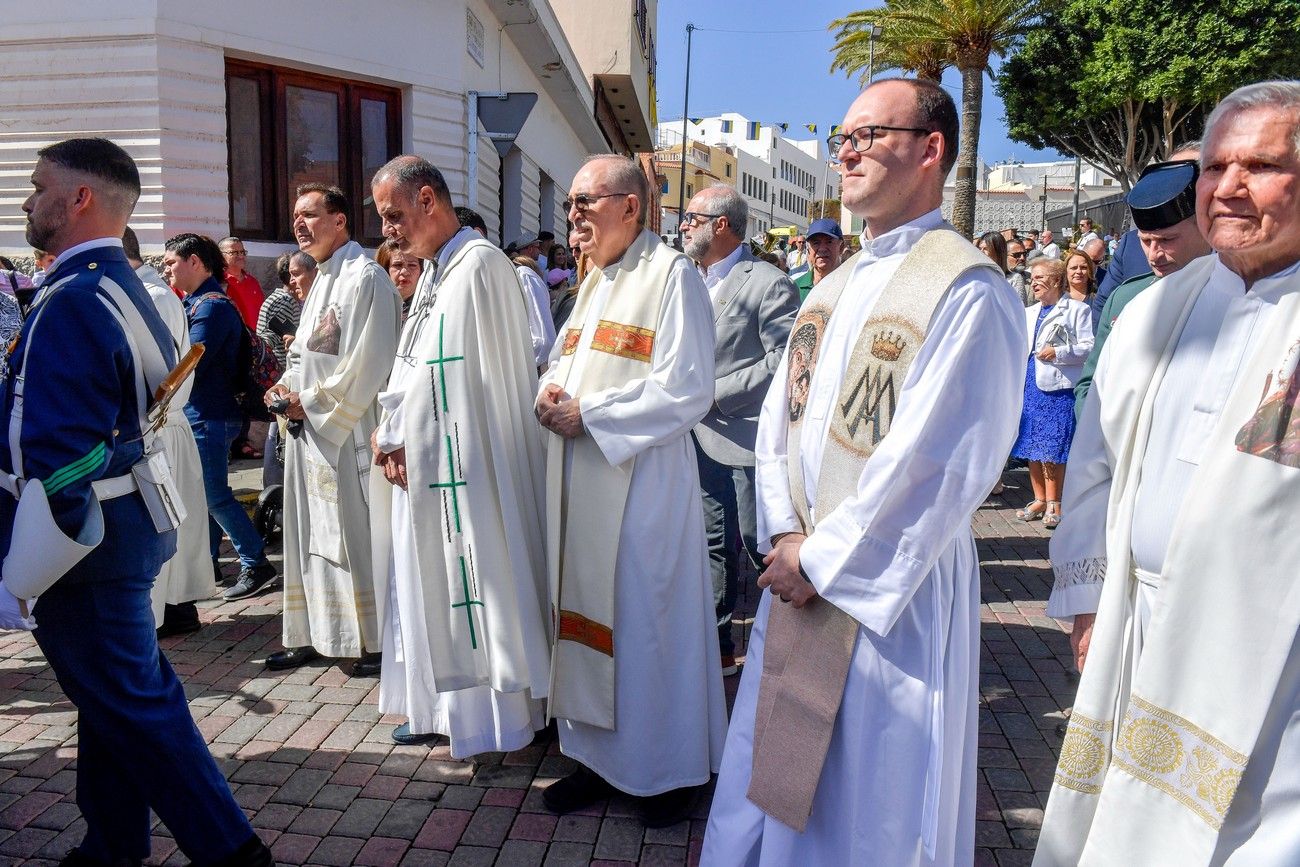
[1128, 159, 1199, 231]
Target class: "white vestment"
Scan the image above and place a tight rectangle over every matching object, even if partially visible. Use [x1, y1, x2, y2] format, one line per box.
[280, 240, 401, 657]
[540, 255, 728, 796]
[516, 264, 556, 367]
[1040, 256, 1300, 865]
[703, 211, 1025, 866]
[143, 275, 210, 621]
[371, 230, 550, 758]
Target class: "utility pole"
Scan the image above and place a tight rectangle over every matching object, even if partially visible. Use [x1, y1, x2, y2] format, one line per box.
[1040, 173, 1048, 230]
[868, 24, 883, 83]
[675, 23, 694, 237]
[1071, 155, 1082, 232]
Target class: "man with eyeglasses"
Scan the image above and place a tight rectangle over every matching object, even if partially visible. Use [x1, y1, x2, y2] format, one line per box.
[681, 185, 799, 680]
[218, 236, 265, 329]
[537, 154, 726, 829]
[703, 78, 1025, 865]
[1007, 238, 1033, 305]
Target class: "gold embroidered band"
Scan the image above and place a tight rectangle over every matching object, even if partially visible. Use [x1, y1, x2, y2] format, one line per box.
[561, 328, 581, 356]
[1111, 694, 1248, 828]
[590, 320, 654, 363]
[557, 609, 614, 656]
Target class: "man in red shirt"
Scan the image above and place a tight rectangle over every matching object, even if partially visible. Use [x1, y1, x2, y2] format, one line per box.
[219, 236, 266, 328]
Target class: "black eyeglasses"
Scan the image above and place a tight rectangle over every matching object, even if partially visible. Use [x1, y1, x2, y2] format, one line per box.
[827, 124, 933, 161]
[1009, 251, 1027, 259]
[563, 192, 632, 212]
[681, 211, 724, 227]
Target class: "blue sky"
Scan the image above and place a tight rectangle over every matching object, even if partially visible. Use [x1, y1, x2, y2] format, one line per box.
[653, 0, 1062, 165]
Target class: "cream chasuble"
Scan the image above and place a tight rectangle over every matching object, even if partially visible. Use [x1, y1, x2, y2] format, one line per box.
[702, 211, 1026, 866]
[370, 230, 551, 757]
[146, 282, 210, 621]
[1038, 256, 1300, 866]
[280, 240, 401, 657]
[539, 229, 727, 795]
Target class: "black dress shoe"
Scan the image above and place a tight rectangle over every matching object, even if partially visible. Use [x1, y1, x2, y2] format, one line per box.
[156, 602, 202, 639]
[636, 785, 699, 828]
[204, 833, 275, 867]
[392, 722, 442, 745]
[351, 651, 382, 677]
[542, 765, 614, 814]
[265, 646, 320, 670]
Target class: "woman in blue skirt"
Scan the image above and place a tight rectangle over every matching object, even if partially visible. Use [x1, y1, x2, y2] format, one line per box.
[1011, 257, 1094, 528]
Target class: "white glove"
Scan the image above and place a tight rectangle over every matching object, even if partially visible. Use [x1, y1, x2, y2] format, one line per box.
[0, 584, 36, 631]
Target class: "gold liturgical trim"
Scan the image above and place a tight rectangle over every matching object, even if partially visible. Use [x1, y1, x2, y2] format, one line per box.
[1112, 694, 1248, 828]
[1055, 710, 1113, 795]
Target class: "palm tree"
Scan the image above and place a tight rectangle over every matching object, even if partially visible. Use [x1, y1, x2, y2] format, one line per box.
[831, 9, 952, 83]
[830, 0, 1050, 237]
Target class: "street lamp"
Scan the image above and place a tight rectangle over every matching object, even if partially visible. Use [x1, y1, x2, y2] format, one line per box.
[868, 24, 883, 83]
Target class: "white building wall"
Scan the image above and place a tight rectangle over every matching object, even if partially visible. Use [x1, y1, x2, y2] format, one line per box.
[0, 0, 605, 263]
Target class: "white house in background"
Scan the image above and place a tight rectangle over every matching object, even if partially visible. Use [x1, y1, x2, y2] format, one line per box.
[658, 113, 838, 237]
[0, 0, 658, 275]
[987, 159, 1120, 193]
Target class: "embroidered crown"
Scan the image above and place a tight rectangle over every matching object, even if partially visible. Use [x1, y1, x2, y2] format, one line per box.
[870, 330, 906, 362]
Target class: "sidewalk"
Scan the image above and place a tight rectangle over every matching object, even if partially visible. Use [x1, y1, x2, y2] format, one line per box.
[0, 468, 1074, 866]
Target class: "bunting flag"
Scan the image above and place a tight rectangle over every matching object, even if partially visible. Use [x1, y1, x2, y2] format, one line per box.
[805, 123, 817, 134]
[777, 123, 789, 133]
[746, 121, 761, 139]
[689, 117, 703, 126]
[721, 119, 734, 133]
[830, 124, 843, 135]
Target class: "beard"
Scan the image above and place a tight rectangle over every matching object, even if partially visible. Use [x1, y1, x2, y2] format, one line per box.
[684, 222, 714, 261]
[25, 207, 66, 252]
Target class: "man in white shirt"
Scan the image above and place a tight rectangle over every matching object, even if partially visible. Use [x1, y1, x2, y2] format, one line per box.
[1076, 216, 1100, 248]
[682, 185, 799, 676]
[1040, 228, 1062, 259]
[703, 77, 1024, 866]
[1036, 81, 1300, 865]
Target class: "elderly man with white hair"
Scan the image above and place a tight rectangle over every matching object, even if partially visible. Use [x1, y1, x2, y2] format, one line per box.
[1036, 79, 1300, 865]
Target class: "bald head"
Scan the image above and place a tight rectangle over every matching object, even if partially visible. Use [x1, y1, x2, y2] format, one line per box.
[1081, 237, 1106, 264]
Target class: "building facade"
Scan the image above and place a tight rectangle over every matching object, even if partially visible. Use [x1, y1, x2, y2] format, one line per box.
[0, 0, 658, 275]
[657, 113, 837, 241]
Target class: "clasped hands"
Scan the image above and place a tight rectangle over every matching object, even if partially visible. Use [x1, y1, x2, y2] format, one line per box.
[536, 383, 585, 438]
[758, 532, 818, 608]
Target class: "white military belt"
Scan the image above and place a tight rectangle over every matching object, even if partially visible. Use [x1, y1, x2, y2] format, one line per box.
[0, 471, 137, 501]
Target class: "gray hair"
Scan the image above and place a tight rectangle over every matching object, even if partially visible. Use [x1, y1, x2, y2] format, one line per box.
[582, 154, 650, 228]
[372, 155, 452, 206]
[1204, 81, 1300, 160]
[289, 250, 317, 272]
[700, 186, 748, 241]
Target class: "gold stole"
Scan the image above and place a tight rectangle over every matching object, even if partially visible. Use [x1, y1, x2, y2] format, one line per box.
[747, 228, 1000, 831]
[544, 229, 682, 730]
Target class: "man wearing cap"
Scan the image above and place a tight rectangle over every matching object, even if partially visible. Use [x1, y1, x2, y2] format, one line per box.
[793, 218, 846, 302]
[1071, 145, 1206, 418]
[681, 185, 799, 678]
[1037, 82, 1300, 864]
[512, 234, 556, 368]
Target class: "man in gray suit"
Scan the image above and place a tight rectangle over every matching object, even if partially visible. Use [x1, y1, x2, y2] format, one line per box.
[682, 186, 799, 674]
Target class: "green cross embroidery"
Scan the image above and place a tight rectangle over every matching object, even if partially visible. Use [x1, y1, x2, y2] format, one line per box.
[430, 430, 483, 649]
[425, 314, 465, 413]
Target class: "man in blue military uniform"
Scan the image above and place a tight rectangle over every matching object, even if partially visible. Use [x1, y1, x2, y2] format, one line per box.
[1, 139, 271, 866]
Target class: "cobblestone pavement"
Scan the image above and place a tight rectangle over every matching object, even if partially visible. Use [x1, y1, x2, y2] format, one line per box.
[0, 467, 1074, 866]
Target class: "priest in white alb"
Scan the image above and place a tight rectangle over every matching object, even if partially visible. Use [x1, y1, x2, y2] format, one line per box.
[123, 227, 212, 639]
[367, 157, 551, 755]
[537, 154, 727, 829]
[1036, 81, 1300, 867]
[264, 183, 401, 676]
[702, 79, 1025, 866]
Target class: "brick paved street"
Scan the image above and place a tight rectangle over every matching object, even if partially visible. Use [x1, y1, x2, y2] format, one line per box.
[0, 466, 1074, 866]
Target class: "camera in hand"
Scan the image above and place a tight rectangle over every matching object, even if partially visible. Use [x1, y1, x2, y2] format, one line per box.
[267, 397, 304, 439]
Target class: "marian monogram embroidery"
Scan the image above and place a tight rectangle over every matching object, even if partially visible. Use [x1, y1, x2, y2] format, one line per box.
[1236, 336, 1300, 467]
[831, 314, 924, 456]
